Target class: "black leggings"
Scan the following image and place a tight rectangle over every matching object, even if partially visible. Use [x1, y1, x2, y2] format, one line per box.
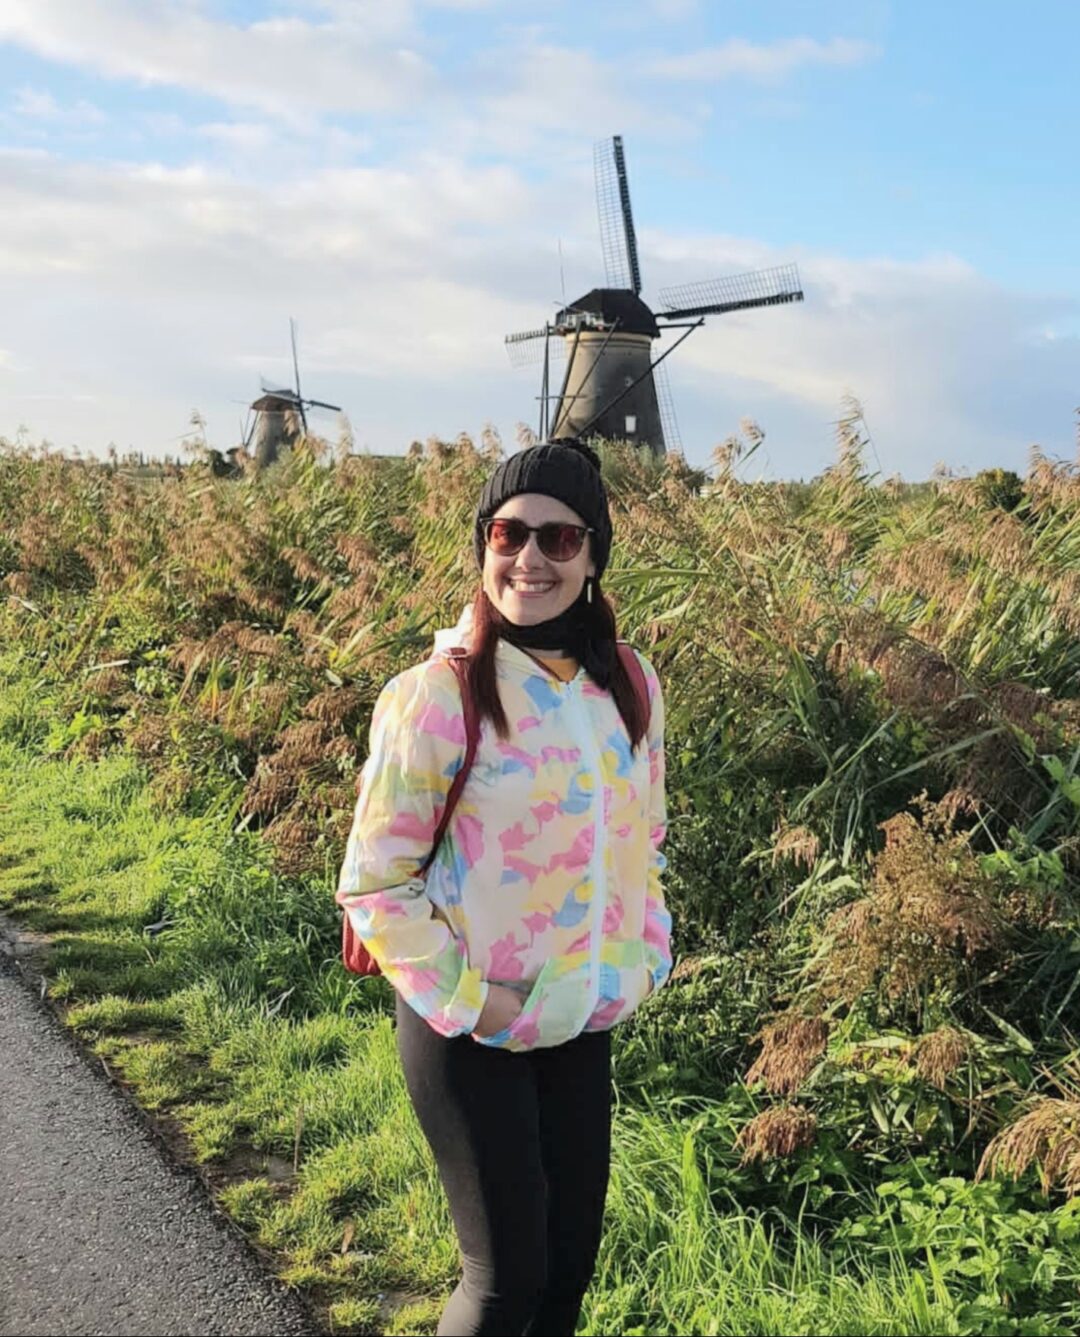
[395, 992, 612, 1337]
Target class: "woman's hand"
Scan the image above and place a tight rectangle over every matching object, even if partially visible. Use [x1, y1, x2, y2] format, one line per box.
[473, 983, 525, 1038]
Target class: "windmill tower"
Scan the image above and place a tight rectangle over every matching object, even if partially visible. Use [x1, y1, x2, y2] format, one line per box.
[505, 136, 805, 455]
[244, 320, 342, 470]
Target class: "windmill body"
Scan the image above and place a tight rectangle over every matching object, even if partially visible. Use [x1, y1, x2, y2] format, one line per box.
[505, 136, 805, 456]
[249, 392, 303, 470]
[551, 289, 664, 448]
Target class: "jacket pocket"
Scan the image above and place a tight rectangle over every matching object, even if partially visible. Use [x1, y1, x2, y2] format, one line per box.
[474, 953, 591, 1053]
[586, 939, 651, 1030]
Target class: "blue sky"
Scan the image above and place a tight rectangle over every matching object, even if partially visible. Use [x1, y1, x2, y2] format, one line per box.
[1, 0, 1078, 479]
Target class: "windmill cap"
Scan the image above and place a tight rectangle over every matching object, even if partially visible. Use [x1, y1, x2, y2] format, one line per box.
[251, 392, 300, 411]
[474, 442, 613, 577]
[556, 288, 659, 338]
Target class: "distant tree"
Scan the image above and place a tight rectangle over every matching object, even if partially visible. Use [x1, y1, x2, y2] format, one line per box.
[974, 467, 1024, 512]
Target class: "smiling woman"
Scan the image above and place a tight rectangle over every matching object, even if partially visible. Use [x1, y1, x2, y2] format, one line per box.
[481, 498, 596, 629]
[336, 439, 670, 1336]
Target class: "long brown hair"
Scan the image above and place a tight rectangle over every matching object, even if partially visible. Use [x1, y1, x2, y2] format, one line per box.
[465, 587, 649, 749]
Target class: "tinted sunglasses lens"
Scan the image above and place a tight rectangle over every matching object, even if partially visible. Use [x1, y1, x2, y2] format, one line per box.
[538, 524, 585, 561]
[485, 520, 586, 561]
[485, 519, 528, 555]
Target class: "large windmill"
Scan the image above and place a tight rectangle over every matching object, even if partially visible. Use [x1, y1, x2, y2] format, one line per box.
[244, 319, 341, 470]
[505, 136, 804, 455]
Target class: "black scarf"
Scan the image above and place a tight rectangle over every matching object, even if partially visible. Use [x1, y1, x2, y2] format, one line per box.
[492, 588, 616, 690]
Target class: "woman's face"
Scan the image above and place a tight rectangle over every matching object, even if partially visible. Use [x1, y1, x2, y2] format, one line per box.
[482, 492, 596, 628]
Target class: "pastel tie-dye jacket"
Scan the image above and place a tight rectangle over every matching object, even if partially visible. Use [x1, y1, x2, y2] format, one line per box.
[336, 624, 672, 1052]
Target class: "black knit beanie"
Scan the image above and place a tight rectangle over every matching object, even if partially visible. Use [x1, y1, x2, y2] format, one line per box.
[473, 440, 612, 577]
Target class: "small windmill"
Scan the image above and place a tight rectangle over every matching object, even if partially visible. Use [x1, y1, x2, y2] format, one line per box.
[505, 136, 804, 455]
[244, 320, 341, 470]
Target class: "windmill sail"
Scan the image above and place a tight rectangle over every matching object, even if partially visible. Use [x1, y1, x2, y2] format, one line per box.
[654, 358, 681, 453]
[660, 263, 803, 320]
[594, 136, 642, 295]
[504, 326, 567, 368]
[290, 318, 307, 432]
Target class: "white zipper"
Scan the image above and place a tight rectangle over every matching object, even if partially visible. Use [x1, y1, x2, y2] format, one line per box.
[563, 678, 606, 1022]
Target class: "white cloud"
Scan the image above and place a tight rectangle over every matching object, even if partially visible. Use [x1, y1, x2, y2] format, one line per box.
[197, 121, 275, 152]
[302, 0, 498, 13]
[649, 0, 699, 16]
[453, 40, 698, 163]
[0, 0, 431, 121]
[11, 85, 106, 126]
[193, 117, 372, 164]
[0, 148, 543, 380]
[652, 36, 880, 83]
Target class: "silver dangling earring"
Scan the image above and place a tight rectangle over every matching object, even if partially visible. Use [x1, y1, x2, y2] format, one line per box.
[586, 577, 594, 605]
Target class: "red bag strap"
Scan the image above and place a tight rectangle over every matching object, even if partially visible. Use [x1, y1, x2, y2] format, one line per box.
[616, 641, 652, 729]
[419, 648, 478, 876]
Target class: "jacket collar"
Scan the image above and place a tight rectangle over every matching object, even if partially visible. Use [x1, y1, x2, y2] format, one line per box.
[431, 605, 581, 681]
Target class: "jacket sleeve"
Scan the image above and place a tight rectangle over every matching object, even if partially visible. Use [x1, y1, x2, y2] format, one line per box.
[336, 660, 489, 1036]
[639, 655, 673, 993]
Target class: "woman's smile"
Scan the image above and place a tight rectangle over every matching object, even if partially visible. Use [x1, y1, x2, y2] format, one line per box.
[504, 575, 558, 597]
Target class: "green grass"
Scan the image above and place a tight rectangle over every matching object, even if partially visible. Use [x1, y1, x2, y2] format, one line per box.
[4, 737, 1079, 1334]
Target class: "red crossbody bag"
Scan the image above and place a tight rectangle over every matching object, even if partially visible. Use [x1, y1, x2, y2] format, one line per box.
[341, 643, 649, 976]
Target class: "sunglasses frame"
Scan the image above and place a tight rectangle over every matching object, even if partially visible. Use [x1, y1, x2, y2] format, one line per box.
[482, 518, 595, 563]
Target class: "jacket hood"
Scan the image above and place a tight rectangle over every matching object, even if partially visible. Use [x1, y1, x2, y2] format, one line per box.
[432, 603, 475, 655]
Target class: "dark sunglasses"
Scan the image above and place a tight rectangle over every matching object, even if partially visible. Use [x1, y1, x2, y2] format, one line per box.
[483, 518, 594, 562]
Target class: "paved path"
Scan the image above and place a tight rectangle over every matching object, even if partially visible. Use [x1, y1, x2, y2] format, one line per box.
[0, 955, 316, 1336]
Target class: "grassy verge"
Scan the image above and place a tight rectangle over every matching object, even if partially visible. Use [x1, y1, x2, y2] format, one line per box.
[3, 736, 1078, 1335]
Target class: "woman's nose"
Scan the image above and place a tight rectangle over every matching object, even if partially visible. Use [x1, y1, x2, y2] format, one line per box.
[517, 533, 548, 565]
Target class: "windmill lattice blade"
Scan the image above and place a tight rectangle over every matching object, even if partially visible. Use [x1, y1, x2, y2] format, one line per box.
[504, 328, 567, 368]
[505, 326, 550, 344]
[594, 136, 642, 295]
[290, 317, 303, 401]
[654, 357, 682, 453]
[660, 263, 803, 319]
